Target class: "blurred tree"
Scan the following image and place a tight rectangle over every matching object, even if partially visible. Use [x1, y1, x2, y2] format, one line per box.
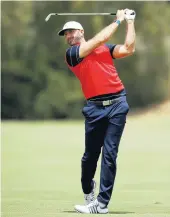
[1, 1, 170, 119]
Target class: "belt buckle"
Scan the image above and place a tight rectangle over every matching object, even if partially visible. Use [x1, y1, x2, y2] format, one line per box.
[102, 100, 110, 106]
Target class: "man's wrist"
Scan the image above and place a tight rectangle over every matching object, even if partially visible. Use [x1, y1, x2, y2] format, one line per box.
[126, 19, 134, 24]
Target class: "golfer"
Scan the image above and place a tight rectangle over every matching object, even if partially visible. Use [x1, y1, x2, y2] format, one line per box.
[58, 9, 136, 214]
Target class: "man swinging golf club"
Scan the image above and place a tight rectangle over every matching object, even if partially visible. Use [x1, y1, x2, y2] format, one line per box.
[58, 8, 136, 214]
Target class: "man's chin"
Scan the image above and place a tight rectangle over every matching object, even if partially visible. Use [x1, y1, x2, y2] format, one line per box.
[68, 42, 76, 46]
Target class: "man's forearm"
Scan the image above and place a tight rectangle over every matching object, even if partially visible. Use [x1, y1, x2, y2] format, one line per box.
[93, 21, 121, 45]
[124, 21, 136, 52]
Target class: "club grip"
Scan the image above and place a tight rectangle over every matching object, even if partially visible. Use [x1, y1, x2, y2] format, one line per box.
[110, 13, 116, 15]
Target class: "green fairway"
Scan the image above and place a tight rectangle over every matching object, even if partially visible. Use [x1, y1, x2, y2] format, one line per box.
[2, 114, 170, 217]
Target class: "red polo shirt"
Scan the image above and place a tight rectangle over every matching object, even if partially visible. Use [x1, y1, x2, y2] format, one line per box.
[65, 44, 124, 99]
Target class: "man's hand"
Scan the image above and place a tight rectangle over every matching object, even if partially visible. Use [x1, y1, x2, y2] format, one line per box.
[124, 9, 136, 23]
[116, 9, 125, 23]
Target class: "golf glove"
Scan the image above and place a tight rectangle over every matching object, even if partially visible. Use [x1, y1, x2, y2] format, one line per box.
[124, 9, 136, 21]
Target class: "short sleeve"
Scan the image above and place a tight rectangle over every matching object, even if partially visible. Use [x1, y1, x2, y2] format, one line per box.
[105, 44, 117, 59]
[66, 45, 83, 67]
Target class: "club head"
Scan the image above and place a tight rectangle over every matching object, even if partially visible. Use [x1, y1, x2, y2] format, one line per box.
[45, 13, 57, 22]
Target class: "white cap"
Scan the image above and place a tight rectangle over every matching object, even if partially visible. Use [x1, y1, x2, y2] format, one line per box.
[58, 21, 84, 36]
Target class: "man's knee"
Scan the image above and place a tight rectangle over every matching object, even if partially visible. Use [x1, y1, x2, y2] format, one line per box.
[82, 151, 101, 163]
[102, 151, 117, 168]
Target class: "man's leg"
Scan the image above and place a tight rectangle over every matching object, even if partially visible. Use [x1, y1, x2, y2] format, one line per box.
[81, 118, 107, 194]
[75, 111, 127, 214]
[97, 101, 129, 206]
[81, 102, 108, 194]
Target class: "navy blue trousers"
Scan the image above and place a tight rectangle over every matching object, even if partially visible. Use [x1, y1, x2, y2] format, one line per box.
[81, 95, 129, 206]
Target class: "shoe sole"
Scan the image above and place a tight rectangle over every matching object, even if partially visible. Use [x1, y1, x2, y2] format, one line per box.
[75, 210, 85, 214]
[75, 209, 83, 213]
[75, 208, 108, 214]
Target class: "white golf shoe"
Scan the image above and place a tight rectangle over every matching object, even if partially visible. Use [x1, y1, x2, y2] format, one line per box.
[84, 180, 96, 205]
[75, 199, 108, 214]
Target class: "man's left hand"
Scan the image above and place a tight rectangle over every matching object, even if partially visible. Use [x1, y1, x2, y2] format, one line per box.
[124, 9, 136, 22]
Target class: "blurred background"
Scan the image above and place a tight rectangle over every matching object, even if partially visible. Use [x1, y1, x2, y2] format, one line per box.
[1, 1, 170, 119]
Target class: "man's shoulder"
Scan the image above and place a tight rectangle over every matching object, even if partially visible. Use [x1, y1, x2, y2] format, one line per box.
[66, 45, 80, 51]
[95, 44, 116, 51]
[65, 45, 83, 67]
[105, 43, 116, 48]
[66, 45, 80, 55]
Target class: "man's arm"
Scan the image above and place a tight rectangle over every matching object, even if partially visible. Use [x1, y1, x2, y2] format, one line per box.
[79, 10, 125, 58]
[113, 10, 136, 59]
[113, 21, 136, 58]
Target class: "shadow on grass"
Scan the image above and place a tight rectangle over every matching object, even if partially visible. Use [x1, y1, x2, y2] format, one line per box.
[63, 211, 135, 214]
[109, 211, 135, 214]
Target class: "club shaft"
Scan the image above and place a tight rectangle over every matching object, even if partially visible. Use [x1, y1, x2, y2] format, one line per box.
[55, 13, 116, 16]
[45, 12, 116, 21]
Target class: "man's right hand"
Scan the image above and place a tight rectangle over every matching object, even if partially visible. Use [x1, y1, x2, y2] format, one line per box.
[116, 10, 125, 23]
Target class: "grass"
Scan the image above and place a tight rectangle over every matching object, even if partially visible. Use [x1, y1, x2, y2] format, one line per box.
[1, 113, 170, 217]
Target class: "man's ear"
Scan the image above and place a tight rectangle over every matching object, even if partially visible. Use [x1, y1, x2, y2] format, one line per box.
[80, 30, 84, 35]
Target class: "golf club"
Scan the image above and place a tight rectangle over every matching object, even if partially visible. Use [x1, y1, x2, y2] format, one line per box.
[45, 12, 117, 22]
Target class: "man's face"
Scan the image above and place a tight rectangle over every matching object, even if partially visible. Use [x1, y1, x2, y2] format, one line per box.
[64, 29, 84, 46]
